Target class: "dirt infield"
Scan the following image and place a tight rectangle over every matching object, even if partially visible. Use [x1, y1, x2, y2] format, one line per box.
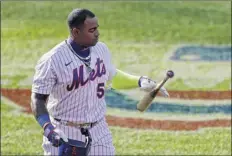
[1, 88, 231, 131]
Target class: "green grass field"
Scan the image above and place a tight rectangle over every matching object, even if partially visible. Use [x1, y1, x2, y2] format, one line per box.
[1, 1, 231, 155]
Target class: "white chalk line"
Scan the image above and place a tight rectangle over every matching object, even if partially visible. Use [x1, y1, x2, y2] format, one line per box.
[1, 96, 26, 113]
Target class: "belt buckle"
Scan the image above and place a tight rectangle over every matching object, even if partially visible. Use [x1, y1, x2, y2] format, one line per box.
[60, 120, 68, 125]
[81, 123, 91, 129]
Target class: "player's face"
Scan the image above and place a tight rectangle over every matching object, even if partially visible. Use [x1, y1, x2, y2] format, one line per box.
[80, 17, 99, 47]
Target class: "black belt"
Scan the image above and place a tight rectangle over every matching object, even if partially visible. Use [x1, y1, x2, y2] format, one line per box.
[54, 118, 98, 128]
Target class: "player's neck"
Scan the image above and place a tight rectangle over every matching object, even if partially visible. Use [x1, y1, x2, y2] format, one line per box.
[67, 37, 90, 58]
[68, 37, 88, 50]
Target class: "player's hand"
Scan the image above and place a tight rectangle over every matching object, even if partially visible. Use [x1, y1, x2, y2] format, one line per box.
[138, 76, 169, 97]
[43, 123, 68, 147]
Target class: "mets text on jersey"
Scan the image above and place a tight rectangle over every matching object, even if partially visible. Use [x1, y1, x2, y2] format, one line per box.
[67, 58, 106, 92]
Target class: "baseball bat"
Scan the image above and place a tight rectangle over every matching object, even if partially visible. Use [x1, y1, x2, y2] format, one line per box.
[136, 70, 174, 112]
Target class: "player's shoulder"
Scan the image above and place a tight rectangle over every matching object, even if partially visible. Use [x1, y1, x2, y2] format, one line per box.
[92, 41, 110, 53]
[49, 40, 67, 55]
[95, 41, 107, 47]
[37, 41, 66, 64]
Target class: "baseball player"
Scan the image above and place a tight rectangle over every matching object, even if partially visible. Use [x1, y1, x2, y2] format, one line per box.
[30, 8, 169, 156]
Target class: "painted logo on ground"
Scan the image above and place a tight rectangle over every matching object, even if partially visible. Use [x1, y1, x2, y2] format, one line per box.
[170, 45, 231, 62]
[161, 44, 231, 89]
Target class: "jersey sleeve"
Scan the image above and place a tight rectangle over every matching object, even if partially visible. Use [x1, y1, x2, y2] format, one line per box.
[31, 54, 57, 95]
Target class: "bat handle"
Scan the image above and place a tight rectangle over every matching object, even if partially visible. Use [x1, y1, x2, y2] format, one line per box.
[150, 76, 170, 98]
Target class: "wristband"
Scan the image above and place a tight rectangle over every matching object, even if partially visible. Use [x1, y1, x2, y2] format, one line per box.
[37, 114, 51, 128]
[44, 123, 55, 137]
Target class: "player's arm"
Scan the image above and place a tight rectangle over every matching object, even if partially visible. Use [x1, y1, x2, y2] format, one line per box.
[30, 93, 68, 147]
[110, 69, 152, 90]
[30, 93, 50, 128]
[111, 69, 140, 89]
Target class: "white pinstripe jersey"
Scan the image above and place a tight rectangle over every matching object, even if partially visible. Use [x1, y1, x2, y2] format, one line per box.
[32, 40, 116, 123]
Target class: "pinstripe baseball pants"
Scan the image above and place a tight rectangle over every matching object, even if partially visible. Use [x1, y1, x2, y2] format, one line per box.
[42, 117, 115, 156]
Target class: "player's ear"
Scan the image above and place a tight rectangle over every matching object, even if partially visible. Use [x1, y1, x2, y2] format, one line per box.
[72, 27, 80, 38]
